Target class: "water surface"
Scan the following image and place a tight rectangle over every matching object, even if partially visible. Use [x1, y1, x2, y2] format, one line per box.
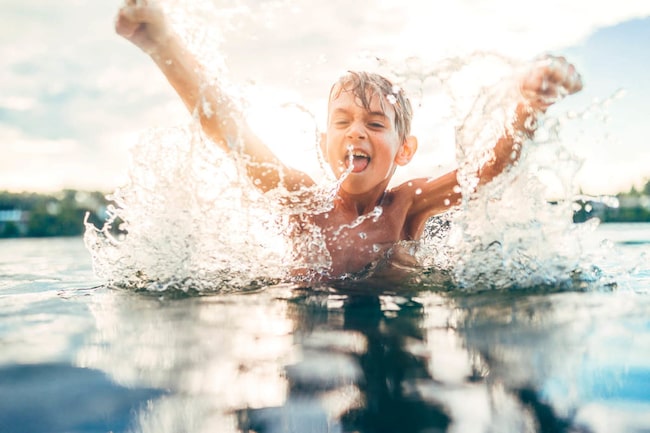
[1, 226, 649, 433]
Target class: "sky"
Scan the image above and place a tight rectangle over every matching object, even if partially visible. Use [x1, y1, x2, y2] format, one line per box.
[1, 0, 649, 195]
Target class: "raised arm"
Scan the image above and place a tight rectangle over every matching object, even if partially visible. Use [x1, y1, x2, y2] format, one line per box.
[402, 55, 583, 238]
[115, 1, 313, 192]
[477, 55, 583, 184]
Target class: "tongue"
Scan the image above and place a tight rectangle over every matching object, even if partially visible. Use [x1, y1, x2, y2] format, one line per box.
[351, 156, 369, 173]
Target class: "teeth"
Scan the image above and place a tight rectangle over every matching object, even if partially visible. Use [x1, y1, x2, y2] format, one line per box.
[348, 151, 369, 158]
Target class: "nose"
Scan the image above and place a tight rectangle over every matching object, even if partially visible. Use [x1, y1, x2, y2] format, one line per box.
[346, 120, 366, 140]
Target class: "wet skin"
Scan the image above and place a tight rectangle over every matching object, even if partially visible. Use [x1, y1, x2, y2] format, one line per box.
[289, 87, 458, 277]
[115, 2, 583, 280]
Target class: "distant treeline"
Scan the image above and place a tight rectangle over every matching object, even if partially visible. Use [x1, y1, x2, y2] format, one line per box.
[0, 190, 110, 238]
[573, 180, 650, 223]
[1, 181, 649, 239]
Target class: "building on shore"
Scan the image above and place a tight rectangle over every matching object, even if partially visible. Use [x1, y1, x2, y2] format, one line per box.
[0, 209, 30, 236]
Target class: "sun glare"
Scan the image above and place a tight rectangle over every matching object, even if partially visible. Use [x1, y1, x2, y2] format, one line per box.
[244, 86, 328, 182]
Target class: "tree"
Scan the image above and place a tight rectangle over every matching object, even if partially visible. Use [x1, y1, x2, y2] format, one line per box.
[1, 221, 21, 238]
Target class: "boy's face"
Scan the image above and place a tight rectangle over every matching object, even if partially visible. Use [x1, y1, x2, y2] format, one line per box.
[323, 86, 414, 196]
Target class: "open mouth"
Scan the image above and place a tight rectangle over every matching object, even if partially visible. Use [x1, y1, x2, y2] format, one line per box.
[345, 151, 371, 173]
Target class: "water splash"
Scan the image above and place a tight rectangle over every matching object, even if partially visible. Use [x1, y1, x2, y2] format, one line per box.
[87, 2, 618, 293]
[416, 65, 613, 291]
[84, 125, 291, 293]
[372, 52, 620, 292]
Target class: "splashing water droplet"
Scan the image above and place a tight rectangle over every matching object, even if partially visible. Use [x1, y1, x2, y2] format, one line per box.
[86, 36, 613, 293]
[84, 125, 292, 293]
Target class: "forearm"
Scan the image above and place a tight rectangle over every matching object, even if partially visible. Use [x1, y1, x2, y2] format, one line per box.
[477, 102, 536, 185]
[148, 34, 237, 146]
[147, 35, 312, 192]
[478, 54, 583, 185]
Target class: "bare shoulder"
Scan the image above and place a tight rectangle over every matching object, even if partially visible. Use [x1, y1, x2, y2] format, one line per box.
[390, 171, 461, 239]
[392, 171, 460, 210]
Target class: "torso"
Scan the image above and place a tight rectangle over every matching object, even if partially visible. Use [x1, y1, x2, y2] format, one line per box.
[293, 189, 418, 278]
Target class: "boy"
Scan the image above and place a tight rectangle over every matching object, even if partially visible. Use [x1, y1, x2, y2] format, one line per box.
[115, 1, 583, 279]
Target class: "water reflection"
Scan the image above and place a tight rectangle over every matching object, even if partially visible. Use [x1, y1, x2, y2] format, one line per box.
[0, 363, 163, 433]
[240, 287, 650, 433]
[238, 291, 451, 433]
[238, 288, 582, 433]
[76, 284, 650, 433]
[438, 291, 650, 433]
[78, 286, 298, 432]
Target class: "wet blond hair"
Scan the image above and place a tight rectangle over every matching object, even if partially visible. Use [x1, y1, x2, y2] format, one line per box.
[328, 71, 413, 143]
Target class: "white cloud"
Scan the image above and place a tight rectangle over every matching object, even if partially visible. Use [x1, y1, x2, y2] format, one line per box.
[0, 96, 39, 112]
[393, 0, 650, 60]
[0, 124, 133, 192]
[0, 0, 649, 193]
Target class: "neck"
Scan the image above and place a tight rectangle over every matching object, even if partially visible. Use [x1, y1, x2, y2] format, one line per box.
[336, 188, 387, 216]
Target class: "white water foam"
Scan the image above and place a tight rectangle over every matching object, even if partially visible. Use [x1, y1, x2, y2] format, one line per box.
[84, 124, 292, 292]
[86, 1, 617, 293]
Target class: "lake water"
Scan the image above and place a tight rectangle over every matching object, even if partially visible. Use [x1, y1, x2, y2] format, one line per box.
[1, 223, 649, 433]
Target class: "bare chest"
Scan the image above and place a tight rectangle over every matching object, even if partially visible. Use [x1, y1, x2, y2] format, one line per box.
[311, 205, 407, 276]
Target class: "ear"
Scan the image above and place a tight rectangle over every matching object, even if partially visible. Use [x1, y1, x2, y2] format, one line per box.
[395, 135, 418, 166]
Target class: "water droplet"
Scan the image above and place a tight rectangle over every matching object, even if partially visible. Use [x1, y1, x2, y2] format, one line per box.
[443, 199, 450, 206]
[359, 232, 367, 239]
[415, 188, 422, 195]
[600, 239, 614, 250]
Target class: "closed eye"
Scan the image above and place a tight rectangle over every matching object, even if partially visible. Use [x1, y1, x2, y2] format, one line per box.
[367, 112, 389, 129]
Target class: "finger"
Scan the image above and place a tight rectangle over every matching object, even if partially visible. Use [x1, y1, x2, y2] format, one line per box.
[542, 57, 571, 83]
[567, 70, 584, 94]
[539, 58, 584, 94]
[533, 54, 565, 70]
[548, 61, 583, 93]
[115, 9, 139, 38]
[120, 4, 160, 24]
[565, 63, 584, 92]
